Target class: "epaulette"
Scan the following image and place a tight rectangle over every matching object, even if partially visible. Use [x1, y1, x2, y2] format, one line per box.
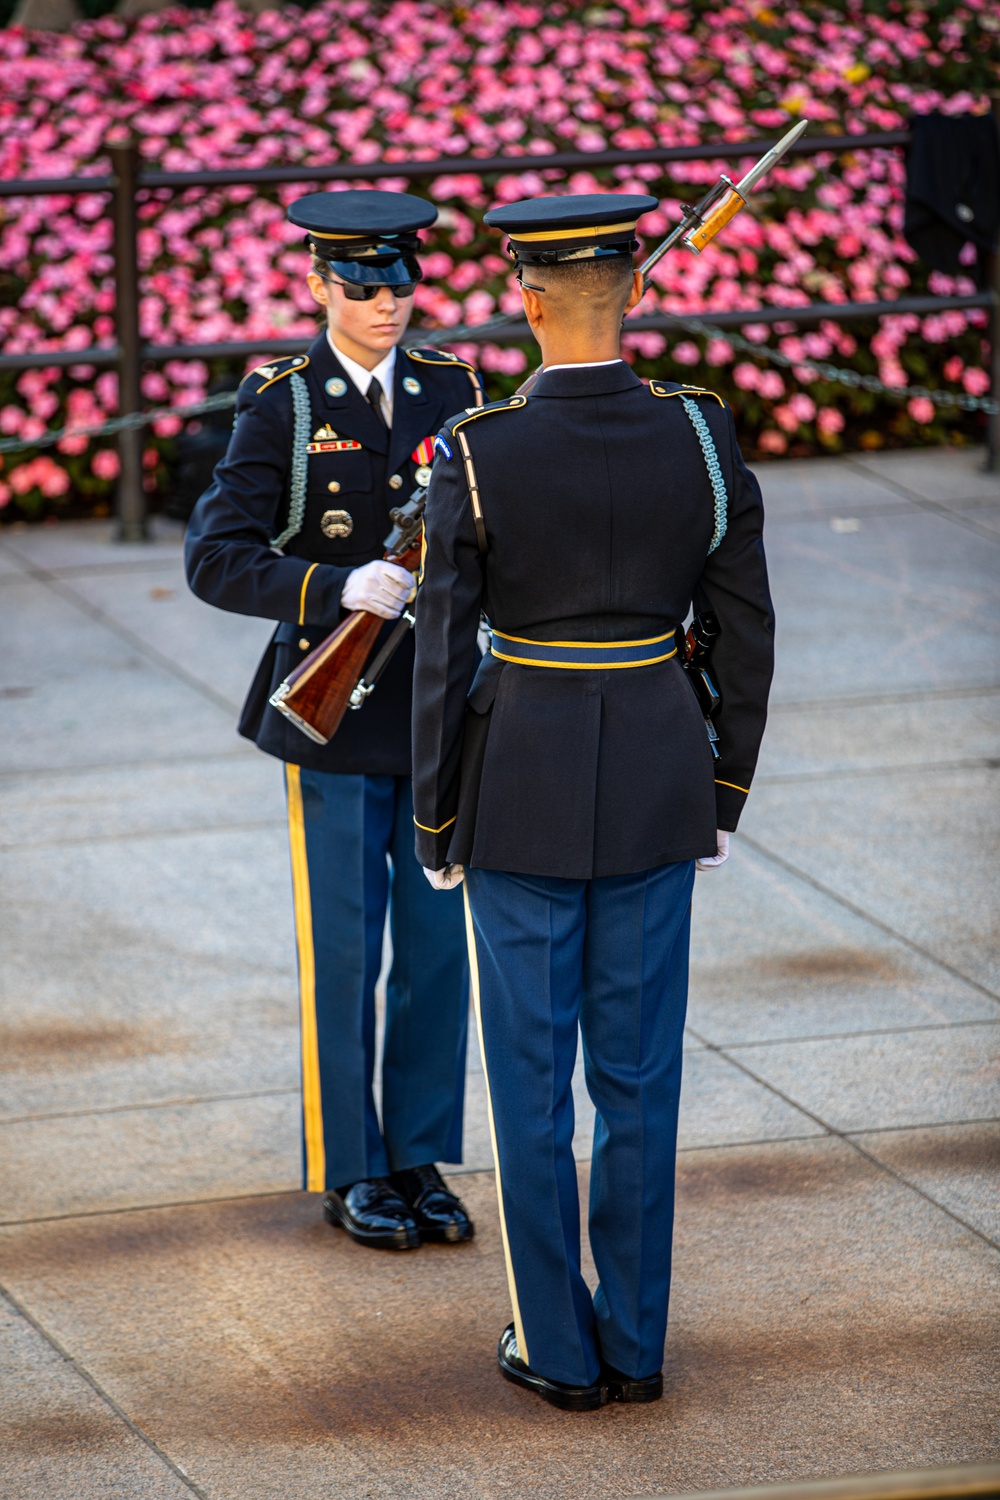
[406, 346, 483, 407]
[450, 394, 526, 433]
[406, 346, 471, 369]
[649, 379, 726, 407]
[240, 354, 310, 394]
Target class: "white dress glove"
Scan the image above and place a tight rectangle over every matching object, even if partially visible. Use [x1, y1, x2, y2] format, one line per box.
[696, 831, 730, 870]
[423, 864, 465, 891]
[341, 560, 415, 620]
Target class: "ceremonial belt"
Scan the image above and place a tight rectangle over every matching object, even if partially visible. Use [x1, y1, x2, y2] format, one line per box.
[490, 629, 678, 670]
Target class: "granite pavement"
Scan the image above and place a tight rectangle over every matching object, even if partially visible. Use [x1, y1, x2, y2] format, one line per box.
[1, 444, 998, 1498]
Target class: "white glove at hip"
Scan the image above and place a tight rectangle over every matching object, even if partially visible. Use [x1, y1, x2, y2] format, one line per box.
[341, 560, 415, 620]
[696, 831, 730, 870]
[423, 864, 465, 891]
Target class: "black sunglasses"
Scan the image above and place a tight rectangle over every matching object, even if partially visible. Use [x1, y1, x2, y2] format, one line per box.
[319, 271, 416, 301]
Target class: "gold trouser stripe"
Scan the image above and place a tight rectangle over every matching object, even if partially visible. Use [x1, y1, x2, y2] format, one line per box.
[463, 884, 528, 1364]
[716, 778, 750, 794]
[286, 764, 326, 1193]
[298, 562, 319, 627]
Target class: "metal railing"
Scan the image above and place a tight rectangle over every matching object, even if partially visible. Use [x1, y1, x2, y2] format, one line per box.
[1, 122, 998, 537]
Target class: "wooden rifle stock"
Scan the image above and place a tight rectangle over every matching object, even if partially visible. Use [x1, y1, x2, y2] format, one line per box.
[269, 537, 422, 745]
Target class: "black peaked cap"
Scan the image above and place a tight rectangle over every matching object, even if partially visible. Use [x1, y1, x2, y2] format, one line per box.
[288, 189, 438, 243]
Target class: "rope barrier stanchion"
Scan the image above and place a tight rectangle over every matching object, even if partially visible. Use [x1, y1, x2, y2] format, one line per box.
[109, 135, 146, 542]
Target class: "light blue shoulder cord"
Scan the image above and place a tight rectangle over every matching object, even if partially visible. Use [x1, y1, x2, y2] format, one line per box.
[678, 394, 728, 552]
[270, 372, 311, 552]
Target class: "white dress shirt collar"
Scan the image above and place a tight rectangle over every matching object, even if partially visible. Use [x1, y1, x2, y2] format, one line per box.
[327, 332, 396, 426]
[542, 358, 624, 373]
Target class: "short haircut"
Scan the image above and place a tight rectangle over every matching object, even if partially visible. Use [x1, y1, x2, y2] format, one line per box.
[529, 254, 635, 297]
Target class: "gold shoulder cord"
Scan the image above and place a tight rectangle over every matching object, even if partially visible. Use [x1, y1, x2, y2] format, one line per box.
[450, 396, 527, 556]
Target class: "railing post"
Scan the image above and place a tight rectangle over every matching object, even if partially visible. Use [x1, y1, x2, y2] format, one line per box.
[109, 136, 147, 540]
[987, 94, 1000, 474]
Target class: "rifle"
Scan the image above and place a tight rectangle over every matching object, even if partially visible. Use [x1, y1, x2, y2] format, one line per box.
[682, 611, 722, 759]
[268, 487, 426, 745]
[269, 120, 808, 745]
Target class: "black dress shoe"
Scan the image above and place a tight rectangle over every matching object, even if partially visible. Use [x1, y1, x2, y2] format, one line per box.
[497, 1324, 607, 1412]
[322, 1177, 421, 1250]
[390, 1163, 475, 1244]
[602, 1361, 663, 1403]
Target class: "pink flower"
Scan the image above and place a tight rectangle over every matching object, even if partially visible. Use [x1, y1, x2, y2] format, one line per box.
[817, 407, 845, 435]
[758, 430, 788, 455]
[757, 371, 786, 401]
[774, 403, 801, 433]
[962, 367, 990, 396]
[788, 393, 816, 422]
[671, 341, 701, 366]
[907, 397, 935, 424]
[91, 448, 121, 480]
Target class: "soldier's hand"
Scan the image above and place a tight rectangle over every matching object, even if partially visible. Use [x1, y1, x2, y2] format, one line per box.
[342, 560, 414, 619]
[423, 864, 465, 891]
[696, 831, 730, 870]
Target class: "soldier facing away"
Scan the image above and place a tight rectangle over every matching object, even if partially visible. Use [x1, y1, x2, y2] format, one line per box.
[186, 190, 482, 1251]
[412, 193, 775, 1407]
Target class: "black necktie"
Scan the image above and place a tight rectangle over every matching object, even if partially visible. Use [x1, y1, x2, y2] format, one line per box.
[366, 375, 388, 430]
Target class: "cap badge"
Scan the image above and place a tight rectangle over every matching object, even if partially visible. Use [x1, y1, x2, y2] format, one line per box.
[321, 509, 354, 539]
[313, 424, 338, 441]
[325, 377, 348, 398]
[402, 376, 422, 396]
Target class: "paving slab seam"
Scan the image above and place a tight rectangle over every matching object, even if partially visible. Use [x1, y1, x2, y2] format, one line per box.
[0, 1281, 212, 1500]
[0, 1085, 301, 1129]
[10, 558, 240, 718]
[721, 1018, 1000, 1049]
[844, 1114, 1000, 1137]
[0, 1187, 300, 1230]
[767, 682, 1000, 713]
[842, 458, 1000, 544]
[686, 1024, 1000, 1255]
[756, 756, 1000, 786]
[0, 817, 286, 853]
[19, 557, 184, 579]
[0, 748, 257, 780]
[764, 500, 916, 525]
[738, 833, 1000, 1007]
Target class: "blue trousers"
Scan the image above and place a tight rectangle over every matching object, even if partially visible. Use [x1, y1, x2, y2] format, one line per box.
[285, 767, 469, 1192]
[463, 860, 694, 1387]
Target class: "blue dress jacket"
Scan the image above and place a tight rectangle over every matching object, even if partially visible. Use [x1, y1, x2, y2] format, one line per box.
[185, 332, 482, 774]
[411, 361, 775, 879]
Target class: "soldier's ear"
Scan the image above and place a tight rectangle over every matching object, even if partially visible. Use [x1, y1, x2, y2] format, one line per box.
[306, 270, 329, 308]
[625, 268, 644, 312]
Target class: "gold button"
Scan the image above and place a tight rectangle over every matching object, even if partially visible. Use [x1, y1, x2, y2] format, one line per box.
[327, 480, 341, 494]
[298, 638, 310, 651]
[389, 473, 403, 490]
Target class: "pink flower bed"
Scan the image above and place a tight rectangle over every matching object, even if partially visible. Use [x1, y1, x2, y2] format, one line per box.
[0, 0, 997, 518]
